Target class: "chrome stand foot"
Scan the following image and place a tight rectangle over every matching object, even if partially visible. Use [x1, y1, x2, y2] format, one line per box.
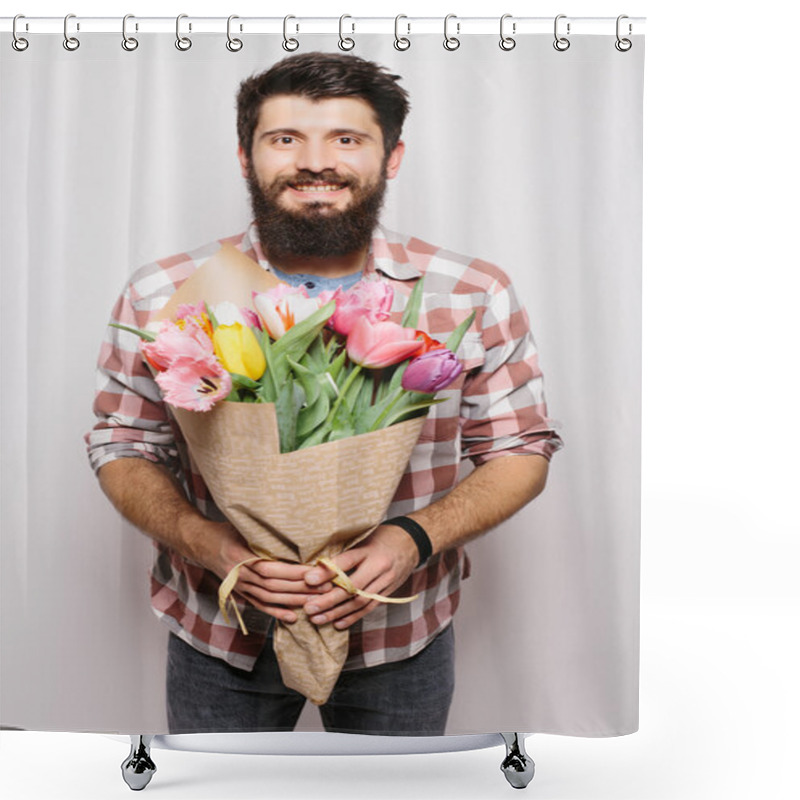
[121, 735, 156, 791]
[500, 732, 535, 789]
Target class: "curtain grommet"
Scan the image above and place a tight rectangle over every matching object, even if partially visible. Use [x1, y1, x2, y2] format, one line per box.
[615, 15, 632, 51]
[394, 15, 411, 51]
[226, 15, 243, 52]
[175, 14, 192, 51]
[12, 14, 29, 51]
[63, 13, 80, 51]
[121, 14, 139, 51]
[499, 14, 516, 51]
[282, 15, 299, 52]
[338, 14, 355, 51]
[443, 14, 460, 51]
[553, 14, 570, 52]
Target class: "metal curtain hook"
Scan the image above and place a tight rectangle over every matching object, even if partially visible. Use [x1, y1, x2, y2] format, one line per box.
[338, 14, 355, 51]
[394, 15, 410, 50]
[122, 14, 139, 51]
[615, 14, 632, 51]
[175, 14, 192, 51]
[499, 14, 516, 51]
[443, 14, 460, 51]
[283, 15, 299, 51]
[12, 14, 29, 51]
[553, 14, 570, 52]
[226, 15, 243, 51]
[63, 13, 80, 51]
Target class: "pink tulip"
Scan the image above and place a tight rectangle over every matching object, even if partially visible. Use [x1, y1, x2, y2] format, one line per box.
[253, 284, 323, 339]
[346, 317, 424, 368]
[155, 357, 232, 411]
[176, 302, 207, 322]
[141, 319, 214, 372]
[401, 349, 463, 393]
[240, 307, 263, 331]
[329, 280, 393, 336]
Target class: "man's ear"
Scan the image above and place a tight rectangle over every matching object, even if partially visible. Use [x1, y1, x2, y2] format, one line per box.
[237, 145, 250, 179]
[385, 140, 405, 180]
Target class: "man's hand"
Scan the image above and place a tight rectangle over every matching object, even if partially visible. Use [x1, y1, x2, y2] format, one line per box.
[198, 521, 334, 624]
[302, 525, 419, 630]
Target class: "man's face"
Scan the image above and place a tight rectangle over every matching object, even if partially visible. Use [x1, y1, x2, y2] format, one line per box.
[239, 95, 404, 261]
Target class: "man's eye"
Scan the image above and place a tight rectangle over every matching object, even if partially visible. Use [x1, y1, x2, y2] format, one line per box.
[274, 136, 294, 145]
[338, 137, 356, 145]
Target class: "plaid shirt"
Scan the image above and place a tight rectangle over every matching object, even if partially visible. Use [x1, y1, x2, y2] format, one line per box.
[86, 224, 562, 672]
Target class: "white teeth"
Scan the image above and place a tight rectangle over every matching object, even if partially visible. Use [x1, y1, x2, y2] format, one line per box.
[292, 184, 345, 192]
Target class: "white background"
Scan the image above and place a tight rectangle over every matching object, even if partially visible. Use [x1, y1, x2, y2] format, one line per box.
[1, 1, 798, 800]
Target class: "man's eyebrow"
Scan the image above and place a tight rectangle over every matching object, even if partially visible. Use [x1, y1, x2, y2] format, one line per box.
[258, 127, 375, 141]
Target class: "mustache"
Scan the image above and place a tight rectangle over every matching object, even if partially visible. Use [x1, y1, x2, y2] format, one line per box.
[276, 169, 354, 189]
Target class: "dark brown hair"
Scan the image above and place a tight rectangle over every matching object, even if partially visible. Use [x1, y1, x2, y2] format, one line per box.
[236, 52, 410, 160]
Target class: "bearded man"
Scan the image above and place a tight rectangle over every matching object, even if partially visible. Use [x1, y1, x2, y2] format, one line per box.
[87, 52, 562, 736]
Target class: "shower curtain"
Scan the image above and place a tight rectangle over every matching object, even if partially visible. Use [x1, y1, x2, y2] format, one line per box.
[1, 19, 643, 738]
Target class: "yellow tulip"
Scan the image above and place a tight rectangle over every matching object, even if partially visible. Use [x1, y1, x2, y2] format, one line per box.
[212, 323, 266, 380]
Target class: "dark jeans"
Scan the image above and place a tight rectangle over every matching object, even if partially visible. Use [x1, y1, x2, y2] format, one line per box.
[167, 624, 455, 736]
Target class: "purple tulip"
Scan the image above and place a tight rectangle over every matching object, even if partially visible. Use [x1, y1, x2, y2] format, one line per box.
[401, 349, 463, 393]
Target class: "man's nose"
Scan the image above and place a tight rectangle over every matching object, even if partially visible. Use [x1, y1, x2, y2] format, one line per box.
[294, 140, 336, 173]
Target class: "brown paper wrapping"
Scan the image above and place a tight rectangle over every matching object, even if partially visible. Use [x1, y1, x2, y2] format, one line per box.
[172, 404, 425, 705]
[151, 243, 426, 704]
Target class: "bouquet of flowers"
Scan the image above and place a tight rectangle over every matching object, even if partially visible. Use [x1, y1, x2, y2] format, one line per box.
[115, 244, 473, 704]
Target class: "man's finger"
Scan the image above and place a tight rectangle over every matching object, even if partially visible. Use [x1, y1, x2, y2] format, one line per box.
[245, 561, 312, 582]
[233, 592, 298, 624]
[305, 548, 367, 586]
[238, 584, 313, 608]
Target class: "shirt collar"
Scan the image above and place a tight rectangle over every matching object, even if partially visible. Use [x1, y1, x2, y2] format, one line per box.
[244, 222, 422, 282]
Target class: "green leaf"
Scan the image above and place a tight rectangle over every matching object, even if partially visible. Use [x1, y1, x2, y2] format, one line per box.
[328, 349, 348, 387]
[257, 331, 278, 402]
[387, 360, 410, 393]
[328, 400, 355, 442]
[400, 278, 425, 328]
[296, 391, 330, 439]
[297, 424, 330, 449]
[230, 372, 261, 391]
[446, 310, 477, 353]
[288, 358, 321, 408]
[273, 300, 336, 362]
[343, 368, 366, 411]
[109, 323, 156, 342]
[381, 398, 445, 429]
[275, 379, 298, 453]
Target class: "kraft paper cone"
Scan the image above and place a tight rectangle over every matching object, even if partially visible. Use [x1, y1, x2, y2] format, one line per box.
[171, 403, 426, 705]
[152, 243, 280, 323]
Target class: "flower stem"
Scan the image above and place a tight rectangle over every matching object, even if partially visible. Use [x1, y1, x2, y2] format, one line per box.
[369, 386, 405, 431]
[326, 363, 362, 426]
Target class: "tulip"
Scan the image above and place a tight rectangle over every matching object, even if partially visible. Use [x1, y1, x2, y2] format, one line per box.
[156, 357, 232, 411]
[401, 349, 463, 393]
[329, 280, 393, 336]
[253, 284, 323, 339]
[212, 323, 267, 380]
[141, 319, 214, 372]
[414, 330, 447, 355]
[346, 317, 424, 368]
[212, 300, 249, 327]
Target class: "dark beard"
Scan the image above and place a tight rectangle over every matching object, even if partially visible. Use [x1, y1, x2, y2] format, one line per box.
[246, 166, 387, 260]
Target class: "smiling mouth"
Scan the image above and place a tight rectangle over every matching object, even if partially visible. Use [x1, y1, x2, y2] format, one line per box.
[288, 181, 348, 193]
